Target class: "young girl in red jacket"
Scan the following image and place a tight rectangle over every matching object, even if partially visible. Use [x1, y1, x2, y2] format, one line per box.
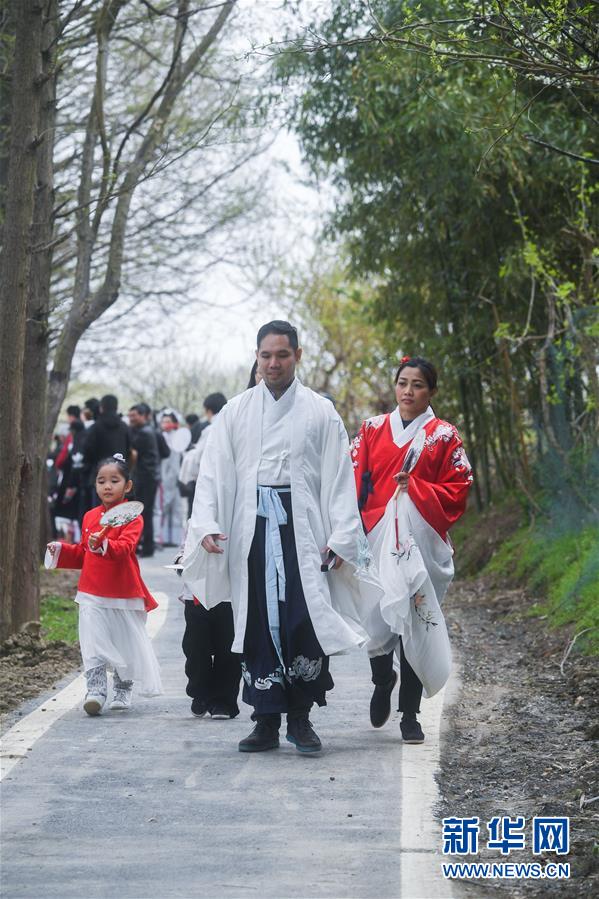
[46, 454, 163, 716]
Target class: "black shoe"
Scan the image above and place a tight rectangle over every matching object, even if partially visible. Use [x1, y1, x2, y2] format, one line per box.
[400, 714, 425, 744]
[369, 670, 398, 728]
[238, 720, 280, 753]
[209, 704, 237, 720]
[191, 698, 209, 718]
[286, 715, 322, 753]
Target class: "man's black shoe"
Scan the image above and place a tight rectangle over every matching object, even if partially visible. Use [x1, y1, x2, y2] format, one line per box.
[191, 698, 209, 718]
[369, 670, 398, 728]
[238, 720, 280, 753]
[286, 715, 322, 753]
[400, 714, 425, 744]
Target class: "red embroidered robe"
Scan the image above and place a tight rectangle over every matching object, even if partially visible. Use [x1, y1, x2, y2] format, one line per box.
[351, 412, 473, 541]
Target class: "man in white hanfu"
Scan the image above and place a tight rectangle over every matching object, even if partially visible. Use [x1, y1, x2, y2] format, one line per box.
[181, 320, 369, 754]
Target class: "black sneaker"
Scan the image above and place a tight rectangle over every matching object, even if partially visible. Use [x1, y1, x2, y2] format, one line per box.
[286, 715, 322, 753]
[369, 670, 398, 728]
[191, 698, 209, 718]
[400, 715, 425, 744]
[238, 720, 280, 753]
[209, 704, 237, 720]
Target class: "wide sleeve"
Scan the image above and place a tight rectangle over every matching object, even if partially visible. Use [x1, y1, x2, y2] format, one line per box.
[320, 414, 363, 564]
[349, 422, 373, 512]
[408, 429, 473, 538]
[55, 540, 85, 569]
[180, 411, 232, 607]
[185, 425, 224, 547]
[102, 516, 143, 560]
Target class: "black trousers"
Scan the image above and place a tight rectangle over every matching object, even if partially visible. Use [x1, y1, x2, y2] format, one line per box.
[370, 639, 423, 715]
[243, 489, 333, 719]
[182, 600, 241, 715]
[134, 477, 157, 556]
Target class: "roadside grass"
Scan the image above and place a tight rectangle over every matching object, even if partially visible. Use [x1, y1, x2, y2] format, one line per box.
[40, 594, 79, 644]
[486, 523, 599, 654]
[453, 494, 599, 655]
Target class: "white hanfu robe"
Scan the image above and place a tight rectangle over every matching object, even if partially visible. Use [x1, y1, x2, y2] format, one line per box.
[181, 379, 371, 656]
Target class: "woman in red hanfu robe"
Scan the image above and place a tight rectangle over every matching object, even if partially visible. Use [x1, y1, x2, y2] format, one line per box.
[46, 455, 162, 716]
[351, 357, 473, 743]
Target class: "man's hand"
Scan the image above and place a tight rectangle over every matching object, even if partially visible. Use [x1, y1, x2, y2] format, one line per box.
[324, 546, 344, 570]
[201, 533, 227, 554]
[46, 541, 59, 556]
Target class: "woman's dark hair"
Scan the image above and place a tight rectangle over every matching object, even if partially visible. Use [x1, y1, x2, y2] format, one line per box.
[95, 453, 131, 482]
[256, 320, 298, 350]
[247, 360, 258, 388]
[394, 356, 438, 391]
[161, 411, 178, 424]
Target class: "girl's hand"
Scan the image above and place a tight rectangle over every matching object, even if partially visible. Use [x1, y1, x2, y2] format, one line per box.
[393, 471, 410, 493]
[88, 531, 102, 551]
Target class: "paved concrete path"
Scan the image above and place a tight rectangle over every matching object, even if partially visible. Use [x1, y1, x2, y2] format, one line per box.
[1, 550, 454, 899]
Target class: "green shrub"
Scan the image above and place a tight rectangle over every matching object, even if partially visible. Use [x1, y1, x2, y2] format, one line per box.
[40, 595, 79, 644]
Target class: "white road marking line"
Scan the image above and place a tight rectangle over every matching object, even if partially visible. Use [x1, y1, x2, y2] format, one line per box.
[0, 591, 169, 782]
[400, 683, 454, 899]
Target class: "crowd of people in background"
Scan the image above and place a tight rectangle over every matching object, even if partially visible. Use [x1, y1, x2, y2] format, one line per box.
[48, 391, 228, 558]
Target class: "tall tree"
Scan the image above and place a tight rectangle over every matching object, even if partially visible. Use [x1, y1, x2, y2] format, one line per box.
[0, 0, 45, 640]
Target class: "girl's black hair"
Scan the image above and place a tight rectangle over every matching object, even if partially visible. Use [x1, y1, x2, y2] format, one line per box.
[95, 453, 131, 481]
[394, 356, 438, 391]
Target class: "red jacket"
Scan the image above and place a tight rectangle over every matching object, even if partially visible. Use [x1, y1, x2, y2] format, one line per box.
[351, 414, 473, 541]
[56, 504, 158, 612]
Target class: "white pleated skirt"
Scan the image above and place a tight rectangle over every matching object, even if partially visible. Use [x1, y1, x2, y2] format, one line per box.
[77, 595, 163, 697]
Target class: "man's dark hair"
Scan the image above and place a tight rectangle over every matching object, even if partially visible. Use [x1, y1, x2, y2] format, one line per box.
[129, 403, 150, 417]
[100, 394, 118, 414]
[66, 404, 81, 417]
[84, 397, 100, 418]
[203, 392, 227, 416]
[256, 320, 298, 350]
[185, 413, 199, 426]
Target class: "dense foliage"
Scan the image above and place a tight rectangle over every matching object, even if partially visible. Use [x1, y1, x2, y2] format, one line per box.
[278, 0, 598, 517]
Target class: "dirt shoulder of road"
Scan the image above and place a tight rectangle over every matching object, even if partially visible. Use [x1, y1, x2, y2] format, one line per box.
[0, 570, 81, 719]
[439, 575, 598, 897]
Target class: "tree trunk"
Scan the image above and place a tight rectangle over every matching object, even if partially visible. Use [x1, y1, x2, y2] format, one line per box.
[0, 0, 15, 227]
[12, 0, 58, 631]
[0, 0, 44, 641]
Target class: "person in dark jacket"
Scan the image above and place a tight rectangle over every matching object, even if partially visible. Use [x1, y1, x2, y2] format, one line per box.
[128, 403, 162, 557]
[83, 395, 132, 502]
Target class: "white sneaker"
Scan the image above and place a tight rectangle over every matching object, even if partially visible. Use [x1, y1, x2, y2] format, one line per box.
[110, 687, 132, 710]
[84, 694, 105, 716]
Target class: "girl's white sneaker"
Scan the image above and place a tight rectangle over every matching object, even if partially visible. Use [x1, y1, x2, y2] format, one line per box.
[110, 688, 132, 710]
[83, 694, 105, 716]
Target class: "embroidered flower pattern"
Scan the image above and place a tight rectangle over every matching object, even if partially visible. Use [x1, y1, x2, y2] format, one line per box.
[451, 446, 474, 481]
[350, 431, 363, 468]
[254, 667, 285, 690]
[391, 535, 416, 564]
[412, 592, 438, 630]
[365, 414, 386, 430]
[241, 661, 251, 686]
[241, 661, 285, 690]
[424, 422, 457, 450]
[288, 655, 323, 682]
